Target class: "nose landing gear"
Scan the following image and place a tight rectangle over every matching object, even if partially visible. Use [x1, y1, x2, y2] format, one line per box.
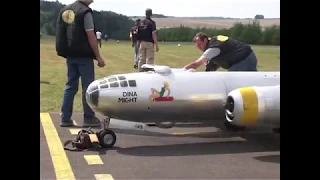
[97, 116, 117, 148]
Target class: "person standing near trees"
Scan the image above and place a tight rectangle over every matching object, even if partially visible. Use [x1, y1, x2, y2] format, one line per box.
[137, 8, 159, 72]
[130, 19, 141, 69]
[55, 0, 105, 127]
[184, 32, 258, 71]
[96, 30, 102, 48]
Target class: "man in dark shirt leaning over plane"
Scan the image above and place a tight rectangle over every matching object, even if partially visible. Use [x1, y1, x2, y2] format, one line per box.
[184, 32, 258, 72]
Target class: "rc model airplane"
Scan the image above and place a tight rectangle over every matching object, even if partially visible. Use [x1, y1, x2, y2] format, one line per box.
[85, 64, 280, 148]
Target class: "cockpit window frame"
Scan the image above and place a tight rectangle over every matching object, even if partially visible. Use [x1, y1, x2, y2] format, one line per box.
[99, 76, 137, 89]
[119, 80, 128, 87]
[109, 81, 120, 88]
[99, 79, 108, 85]
[117, 76, 126, 80]
[128, 80, 136, 87]
[100, 84, 109, 89]
[108, 77, 118, 83]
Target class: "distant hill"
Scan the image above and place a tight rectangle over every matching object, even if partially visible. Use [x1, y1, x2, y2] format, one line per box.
[129, 14, 280, 29]
[130, 14, 173, 18]
[130, 16, 280, 29]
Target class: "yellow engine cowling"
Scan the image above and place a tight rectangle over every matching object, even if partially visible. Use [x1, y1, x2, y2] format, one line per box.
[224, 86, 280, 127]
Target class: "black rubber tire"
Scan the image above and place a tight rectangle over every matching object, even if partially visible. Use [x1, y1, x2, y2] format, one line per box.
[98, 129, 117, 148]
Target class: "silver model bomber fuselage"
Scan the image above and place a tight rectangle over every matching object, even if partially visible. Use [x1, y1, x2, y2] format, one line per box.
[86, 70, 280, 125]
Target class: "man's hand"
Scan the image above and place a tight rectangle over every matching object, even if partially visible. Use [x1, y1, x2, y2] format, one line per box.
[184, 57, 208, 70]
[96, 56, 105, 67]
[155, 44, 159, 52]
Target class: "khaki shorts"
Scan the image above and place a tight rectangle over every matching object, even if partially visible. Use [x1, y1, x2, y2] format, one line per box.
[138, 41, 155, 72]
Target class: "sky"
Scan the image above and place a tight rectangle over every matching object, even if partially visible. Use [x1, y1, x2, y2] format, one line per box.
[55, 0, 280, 18]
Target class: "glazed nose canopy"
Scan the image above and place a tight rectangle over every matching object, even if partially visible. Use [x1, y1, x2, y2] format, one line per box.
[86, 82, 99, 107]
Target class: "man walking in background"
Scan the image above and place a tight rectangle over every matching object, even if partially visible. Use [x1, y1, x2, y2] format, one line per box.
[137, 8, 159, 72]
[96, 30, 102, 48]
[130, 19, 140, 69]
[55, 0, 106, 127]
[104, 34, 108, 42]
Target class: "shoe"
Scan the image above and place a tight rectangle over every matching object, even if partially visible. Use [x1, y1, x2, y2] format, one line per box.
[60, 120, 75, 127]
[134, 64, 138, 69]
[83, 116, 101, 127]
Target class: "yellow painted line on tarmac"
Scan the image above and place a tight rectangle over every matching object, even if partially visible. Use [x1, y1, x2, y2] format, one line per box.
[40, 113, 75, 180]
[84, 155, 104, 165]
[69, 128, 82, 135]
[94, 174, 114, 180]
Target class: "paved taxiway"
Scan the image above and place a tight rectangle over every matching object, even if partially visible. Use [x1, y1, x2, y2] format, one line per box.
[40, 112, 280, 180]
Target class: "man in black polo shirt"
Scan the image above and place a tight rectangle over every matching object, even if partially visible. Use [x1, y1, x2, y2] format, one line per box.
[130, 19, 140, 69]
[184, 32, 258, 71]
[137, 8, 159, 72]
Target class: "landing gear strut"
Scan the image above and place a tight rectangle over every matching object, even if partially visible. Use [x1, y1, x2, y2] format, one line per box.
[97, 116, 116, 148]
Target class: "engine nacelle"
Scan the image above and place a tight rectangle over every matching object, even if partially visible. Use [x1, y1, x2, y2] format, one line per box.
[224, 86, 280, 127]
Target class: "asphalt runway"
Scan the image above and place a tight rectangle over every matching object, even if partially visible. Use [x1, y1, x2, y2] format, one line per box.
[40, 112, 280, 180]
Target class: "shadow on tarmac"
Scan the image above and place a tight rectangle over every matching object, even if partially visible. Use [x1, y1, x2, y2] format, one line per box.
[86, 130, 280, 158]
[254, 154, 280, 164]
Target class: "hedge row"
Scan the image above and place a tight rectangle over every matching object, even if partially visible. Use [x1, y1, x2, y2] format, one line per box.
[157, 21, 280, 45]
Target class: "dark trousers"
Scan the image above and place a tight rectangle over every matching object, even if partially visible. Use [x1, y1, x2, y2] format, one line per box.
[228, 52, 258, 71]
[97, 39, 101, 48]
[61, 57, 95, 121]
[133, 42, 139, 64]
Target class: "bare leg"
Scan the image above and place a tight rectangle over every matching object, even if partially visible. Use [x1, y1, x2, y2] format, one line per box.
[149, 88, 160, 101]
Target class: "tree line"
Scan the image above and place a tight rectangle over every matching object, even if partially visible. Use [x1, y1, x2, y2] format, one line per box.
[40, 1, 279, 45]
[40, 0, 135, 40]
[157, 22, 280, 45]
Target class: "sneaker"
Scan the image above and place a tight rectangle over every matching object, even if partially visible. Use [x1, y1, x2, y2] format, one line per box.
[83, 116, 101, 127]
[60, 120, 75, 127]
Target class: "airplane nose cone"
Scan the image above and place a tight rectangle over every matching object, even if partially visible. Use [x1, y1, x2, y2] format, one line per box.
[86, 81, 99, 108]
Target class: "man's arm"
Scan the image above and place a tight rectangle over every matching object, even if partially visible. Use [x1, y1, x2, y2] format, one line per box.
[129, 30, 132, 40]
[84, 12, 101, 59]
[129, 30, 133, 46]
[206, 61, 220, 71]
[184, 48, 221, 70]
[151, 22, 158, 46]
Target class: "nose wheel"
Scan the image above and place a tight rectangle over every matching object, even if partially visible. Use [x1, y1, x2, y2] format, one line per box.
[97, 117, 117, 148]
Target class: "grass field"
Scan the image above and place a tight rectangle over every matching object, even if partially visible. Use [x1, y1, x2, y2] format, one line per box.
[40, 36, 280, 113]
[131, 18, 280, 29]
